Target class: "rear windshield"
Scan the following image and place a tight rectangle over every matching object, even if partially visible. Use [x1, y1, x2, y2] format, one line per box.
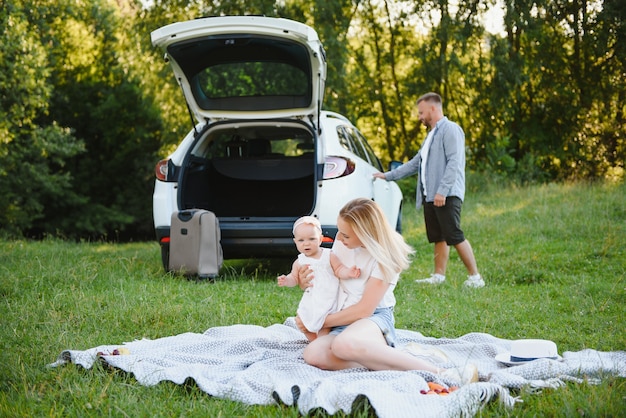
[168, 36, 312, 111]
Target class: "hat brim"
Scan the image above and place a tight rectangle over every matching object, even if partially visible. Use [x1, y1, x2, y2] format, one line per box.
[495, 352, 563, 366]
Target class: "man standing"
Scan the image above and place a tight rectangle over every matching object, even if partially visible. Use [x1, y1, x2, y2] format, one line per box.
[373, 92, 484, 288]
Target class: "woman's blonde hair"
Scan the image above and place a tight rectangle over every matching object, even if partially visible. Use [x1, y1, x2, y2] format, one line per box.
[339, 198, 414, 283]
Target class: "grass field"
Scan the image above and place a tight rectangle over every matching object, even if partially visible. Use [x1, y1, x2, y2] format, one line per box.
[1, 181, 625, 417]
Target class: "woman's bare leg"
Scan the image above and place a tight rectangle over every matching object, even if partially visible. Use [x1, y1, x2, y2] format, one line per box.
[303, 334, 362, 370]
[303, 319, 440, 373]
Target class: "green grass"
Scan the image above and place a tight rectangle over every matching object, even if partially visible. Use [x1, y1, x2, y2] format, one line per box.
[1, 181, 625, 417]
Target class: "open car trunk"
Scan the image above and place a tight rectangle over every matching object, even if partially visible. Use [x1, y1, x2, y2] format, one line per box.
[179, 123, 317, 219]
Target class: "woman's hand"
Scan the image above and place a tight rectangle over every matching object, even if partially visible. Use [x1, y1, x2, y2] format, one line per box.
[323, 277, 389, 328]
[297, 263, 314, 290]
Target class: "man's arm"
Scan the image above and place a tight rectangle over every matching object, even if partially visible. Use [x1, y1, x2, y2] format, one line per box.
[374, 151, 421, 182]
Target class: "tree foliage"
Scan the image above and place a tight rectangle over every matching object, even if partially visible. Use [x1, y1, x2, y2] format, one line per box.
[0, 2, 85, 236]
[0, 0, 623, 239]
[1, 0, 163, 239]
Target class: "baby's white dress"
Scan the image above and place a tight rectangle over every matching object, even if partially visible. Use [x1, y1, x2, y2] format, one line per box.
[297, 248, 348, 333]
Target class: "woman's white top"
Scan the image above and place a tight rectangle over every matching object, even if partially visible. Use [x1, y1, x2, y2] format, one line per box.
[332, 239, 398, 309]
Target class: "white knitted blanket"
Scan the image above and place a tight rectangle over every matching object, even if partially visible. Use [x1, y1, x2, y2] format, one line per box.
[50, 320, 626, 418]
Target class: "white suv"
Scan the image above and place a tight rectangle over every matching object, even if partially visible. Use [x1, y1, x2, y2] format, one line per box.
[151, 16, 402, 266]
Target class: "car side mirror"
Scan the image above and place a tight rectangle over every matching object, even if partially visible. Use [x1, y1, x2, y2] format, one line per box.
[389, 160, 403, 171]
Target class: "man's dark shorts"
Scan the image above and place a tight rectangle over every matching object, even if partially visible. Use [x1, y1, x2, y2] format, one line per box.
[423, 196, 465, 245]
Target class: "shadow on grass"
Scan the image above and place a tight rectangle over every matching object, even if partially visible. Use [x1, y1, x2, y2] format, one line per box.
[166, 257, 295, 283]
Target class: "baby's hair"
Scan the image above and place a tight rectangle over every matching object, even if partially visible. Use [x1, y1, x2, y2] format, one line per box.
[339, 198, 414, 283]
[293, 215, 322, 235]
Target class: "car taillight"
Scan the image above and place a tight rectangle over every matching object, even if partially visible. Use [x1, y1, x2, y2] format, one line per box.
[323, 156, 355, 179]
[155, 159, 169, 181]
[322, 236, 334, 244]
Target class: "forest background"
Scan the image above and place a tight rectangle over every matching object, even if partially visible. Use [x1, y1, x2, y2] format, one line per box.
[1, 0, 624, 241]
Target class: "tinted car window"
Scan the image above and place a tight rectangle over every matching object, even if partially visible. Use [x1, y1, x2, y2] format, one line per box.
[346, 127, 368, 162]
[336, 125, 384, 171]
[339, 126, 369, 162]
[197, 61, 308, 99]
[355, 130, 384, 171]
[336, 126, 354, 153]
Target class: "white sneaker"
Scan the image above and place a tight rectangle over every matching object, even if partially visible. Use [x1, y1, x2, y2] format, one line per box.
[415, 274, 445, 284]
[464, 274, 485, 288]
[401, 342, 449, 364]
[439, 364, 479, 386]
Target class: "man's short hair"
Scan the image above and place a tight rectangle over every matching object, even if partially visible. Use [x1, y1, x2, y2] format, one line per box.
[417, 92, 442, 105]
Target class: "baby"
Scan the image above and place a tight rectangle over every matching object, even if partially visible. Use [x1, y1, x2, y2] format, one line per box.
[278, 216, 360, 341]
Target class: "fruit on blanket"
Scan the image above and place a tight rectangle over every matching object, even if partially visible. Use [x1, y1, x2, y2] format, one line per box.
[420, 382, 459, 395]
[97, 347, 130, 356]
[428, 382, 446, 392]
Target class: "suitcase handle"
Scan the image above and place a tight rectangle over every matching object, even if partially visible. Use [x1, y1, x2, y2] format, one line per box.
[177, 210, 196, 222]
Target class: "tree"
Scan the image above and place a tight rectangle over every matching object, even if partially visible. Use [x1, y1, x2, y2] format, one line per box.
[480, 0, 625, 181]
[1, 0, 622, 240]
[0, 2, 85, 236]
[0, 0, 166, 239]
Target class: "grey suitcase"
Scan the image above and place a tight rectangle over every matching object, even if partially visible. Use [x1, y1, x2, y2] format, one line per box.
[169, 209, 223, 278]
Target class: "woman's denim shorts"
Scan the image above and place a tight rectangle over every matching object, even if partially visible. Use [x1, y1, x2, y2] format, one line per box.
[329, 306, 397, 347]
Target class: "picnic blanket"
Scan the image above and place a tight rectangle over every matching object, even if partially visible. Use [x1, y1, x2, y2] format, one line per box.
[50, 319, 626, 418]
